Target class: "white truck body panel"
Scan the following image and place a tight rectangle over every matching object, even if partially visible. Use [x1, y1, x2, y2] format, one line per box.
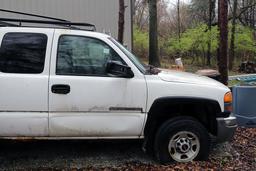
[49, 113, 145, 137]
[145, 74, 229, 113]
[0, 113, 48, 136]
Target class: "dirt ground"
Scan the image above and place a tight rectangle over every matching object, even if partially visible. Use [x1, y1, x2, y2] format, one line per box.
[0, 128, 255, 171]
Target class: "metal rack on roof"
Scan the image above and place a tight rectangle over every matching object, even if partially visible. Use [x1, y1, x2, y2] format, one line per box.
[0, 8, 96, 31]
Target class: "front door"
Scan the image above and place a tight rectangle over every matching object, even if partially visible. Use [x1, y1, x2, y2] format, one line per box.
[49, 32, 147, 137]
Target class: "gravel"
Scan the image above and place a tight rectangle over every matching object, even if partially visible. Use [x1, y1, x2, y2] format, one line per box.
[0, 128, 255, 170]
[0, 139, 155, 170]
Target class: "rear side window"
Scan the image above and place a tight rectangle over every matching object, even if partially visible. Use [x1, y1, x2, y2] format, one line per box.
[0, 33, 47, 74]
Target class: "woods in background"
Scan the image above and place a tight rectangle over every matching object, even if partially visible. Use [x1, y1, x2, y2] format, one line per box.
[133, 0, 256, 81]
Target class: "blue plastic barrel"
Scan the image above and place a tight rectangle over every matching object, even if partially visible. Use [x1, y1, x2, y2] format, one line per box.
[233, 86, 256, 128]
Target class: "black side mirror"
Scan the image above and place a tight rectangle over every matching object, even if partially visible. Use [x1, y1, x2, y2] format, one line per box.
[106, 61, 134, 78]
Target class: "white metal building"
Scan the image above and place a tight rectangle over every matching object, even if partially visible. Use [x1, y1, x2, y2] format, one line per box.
[0, 0, 133, 50]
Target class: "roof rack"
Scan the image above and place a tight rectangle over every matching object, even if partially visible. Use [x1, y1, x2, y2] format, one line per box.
[0, 8, 96, 31]
[0, 21, 18, 26]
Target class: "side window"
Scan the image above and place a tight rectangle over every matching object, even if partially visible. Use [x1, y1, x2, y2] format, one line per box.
[0, 33, 47, 74]
[56, 35, 125, 76]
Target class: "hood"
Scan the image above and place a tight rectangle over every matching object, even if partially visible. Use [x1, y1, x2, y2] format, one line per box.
[158, 69, 225, 87]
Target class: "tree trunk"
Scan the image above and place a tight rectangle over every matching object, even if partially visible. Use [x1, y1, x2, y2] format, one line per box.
[177, 0, 181, 41]
[218, 0, 229, 85]
[250, 4, 255, 28]
[217, 0, 220, 67]
[118, 0, 125, 44]
[229, 0, 238, 70]
[149, 0, 160, 67]
[207, 0, 213, 66]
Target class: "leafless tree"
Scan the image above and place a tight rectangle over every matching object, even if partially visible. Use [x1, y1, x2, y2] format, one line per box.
[134, 0, 148, 30]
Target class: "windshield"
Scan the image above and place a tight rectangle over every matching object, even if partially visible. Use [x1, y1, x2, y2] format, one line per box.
[109, 37, 147, 74]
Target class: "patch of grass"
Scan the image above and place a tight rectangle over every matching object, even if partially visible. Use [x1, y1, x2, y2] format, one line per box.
[228, 79, 241, 87]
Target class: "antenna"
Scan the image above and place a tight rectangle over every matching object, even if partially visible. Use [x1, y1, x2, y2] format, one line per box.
[0, 8, 69, 22]
[0, 21, 18, 26]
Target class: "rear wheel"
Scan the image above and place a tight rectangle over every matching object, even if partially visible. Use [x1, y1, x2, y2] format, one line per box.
[154, 116, 210, 164]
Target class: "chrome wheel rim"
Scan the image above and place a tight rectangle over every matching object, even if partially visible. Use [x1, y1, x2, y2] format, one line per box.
[168, 131, 200, 162]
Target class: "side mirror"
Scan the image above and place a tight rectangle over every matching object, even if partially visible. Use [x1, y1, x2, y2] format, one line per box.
[106, 61, 134, 78]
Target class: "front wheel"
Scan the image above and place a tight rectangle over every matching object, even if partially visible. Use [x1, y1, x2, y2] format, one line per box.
[154, 116, 210, 164]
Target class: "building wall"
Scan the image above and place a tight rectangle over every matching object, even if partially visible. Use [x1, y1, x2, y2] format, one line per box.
[0, 0, 132, 49]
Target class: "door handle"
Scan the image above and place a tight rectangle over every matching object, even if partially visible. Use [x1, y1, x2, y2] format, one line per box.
[51, 84, 70, 94]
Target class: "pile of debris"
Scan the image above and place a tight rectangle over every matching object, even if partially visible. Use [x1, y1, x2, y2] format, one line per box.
[239, 61, 256, 74]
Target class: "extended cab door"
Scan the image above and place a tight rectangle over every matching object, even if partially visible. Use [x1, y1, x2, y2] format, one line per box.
[49, 30, 147, 137]
[0, 28, 54, 137]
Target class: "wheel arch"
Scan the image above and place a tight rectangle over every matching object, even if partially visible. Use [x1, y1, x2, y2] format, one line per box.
[144, 97, 222, 140]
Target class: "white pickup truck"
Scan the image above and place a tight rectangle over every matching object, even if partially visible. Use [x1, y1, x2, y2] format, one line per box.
[0, 26, 237, 163]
